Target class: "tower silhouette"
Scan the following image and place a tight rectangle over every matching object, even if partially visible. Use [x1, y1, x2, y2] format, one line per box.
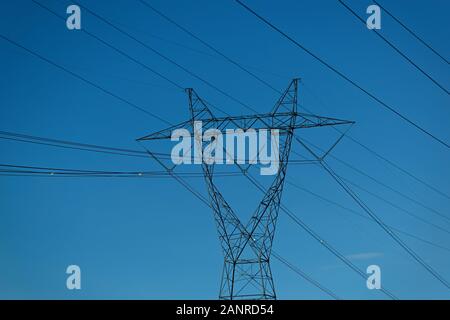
[138, 79, 353, 299]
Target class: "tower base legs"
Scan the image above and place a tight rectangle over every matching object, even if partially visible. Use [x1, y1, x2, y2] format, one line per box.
[219, 259, 276, 300]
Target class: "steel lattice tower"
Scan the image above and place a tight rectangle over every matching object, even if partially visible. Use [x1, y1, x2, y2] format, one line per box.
[138, 79, 353, 299]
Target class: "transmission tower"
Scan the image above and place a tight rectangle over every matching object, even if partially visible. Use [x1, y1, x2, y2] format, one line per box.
[138, 79, 353, 299]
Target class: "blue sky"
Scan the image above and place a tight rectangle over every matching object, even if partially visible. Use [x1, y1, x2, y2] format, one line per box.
[0, 0, 449, 299]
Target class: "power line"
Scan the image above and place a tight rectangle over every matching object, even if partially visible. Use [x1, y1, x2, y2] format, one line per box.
[34, 1, 450, 223]
[337, 0, 449, 95]
[286, 180, 450, 253]
[133, 0, 450, 232]
[0, 130, 149, 156]
[291, 142, 450, 238]
[323, 160, 450, 289]
[137, 0, 283, 95]
[0, 163, 132, 174]
[0, 31, 420, 298]
[136, 143, 341, 299]
[293, 138, 450, 234]
[64, 0, 257, 115]
[139, 0, 450, 203]
[0, 24, 336, 297]
[271, 251, 340, 300]
[77, 0, 450, 221]
[245, 132, 447, 293]
[0, 163, 241, 178]
[2, 157, 447, 253]
[0, 27, 385, 295]
[230, 160, 398, 299]
[202, 125, 398, 299]
[374, 0, 449, 65]
[0, 32, 173, 125]
[339, 175, 450, 235]
[32, 1, 184, 96]
[233, 0, 450, 149]
[214, 95, 450, 243]
[7, 125, 450, 244]
[9, 0, 442, 242]
[298, 149, 450, 293]
[308, 138, 450, 286]
[4, 127, 448, 238]
[298, 135, 450, 223]
[31, 0, 187, 119]
[296, 137, 450, 289]
[5, 1, 442, 298]
[139, 0, 450, 205]
[301, 81, 450, 201]
[8, 155, 440, 253]
[0, 130, 315, 165]
[345, 133, 450, 200]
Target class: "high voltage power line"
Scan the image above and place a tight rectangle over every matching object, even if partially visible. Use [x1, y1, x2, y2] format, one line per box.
[3, 115, 447, 235]
[67, 0, 259, 115]
[373, 0, 449, 65]
[286, 180, 450, 253]
[0, 33, 387, 298]
[289, 141, 450, 233]
[234, 0, 450, 149]
[339, 176, 450, 235]
[0, 32, 173, 125]
[1, 158, 447, 253]
[137, 0, 282, 95]
[2, 129, 448, 248]
[337, 0, 449, 95]
[295, 137, 450, 289]
[137, 141, 342, 299]
[0, 130, 316, 165]
[300, 82, 450, 201]
[0, 11, 338, 298]
[214, 138, 399, 299]
[136, 74, 443, 296]
[25, 0, 450, 223]
[13, 0, 450, 292]
[1, 0, 448, 297]
[0, 163, 243, 178]
[126, 2, 450, 281]
[136, 0, 450, 202]
[271, 251, 341, 300]
[3, 125, 449, 221]
[323, 161, 450, 289]
[297, 136, 450, 223]
[133, 1, 450, 224]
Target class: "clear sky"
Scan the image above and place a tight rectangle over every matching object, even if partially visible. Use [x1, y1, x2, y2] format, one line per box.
[0, 0, 449, 299]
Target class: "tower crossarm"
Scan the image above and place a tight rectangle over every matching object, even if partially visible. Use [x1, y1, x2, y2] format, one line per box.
[137, 112, 354, 141]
